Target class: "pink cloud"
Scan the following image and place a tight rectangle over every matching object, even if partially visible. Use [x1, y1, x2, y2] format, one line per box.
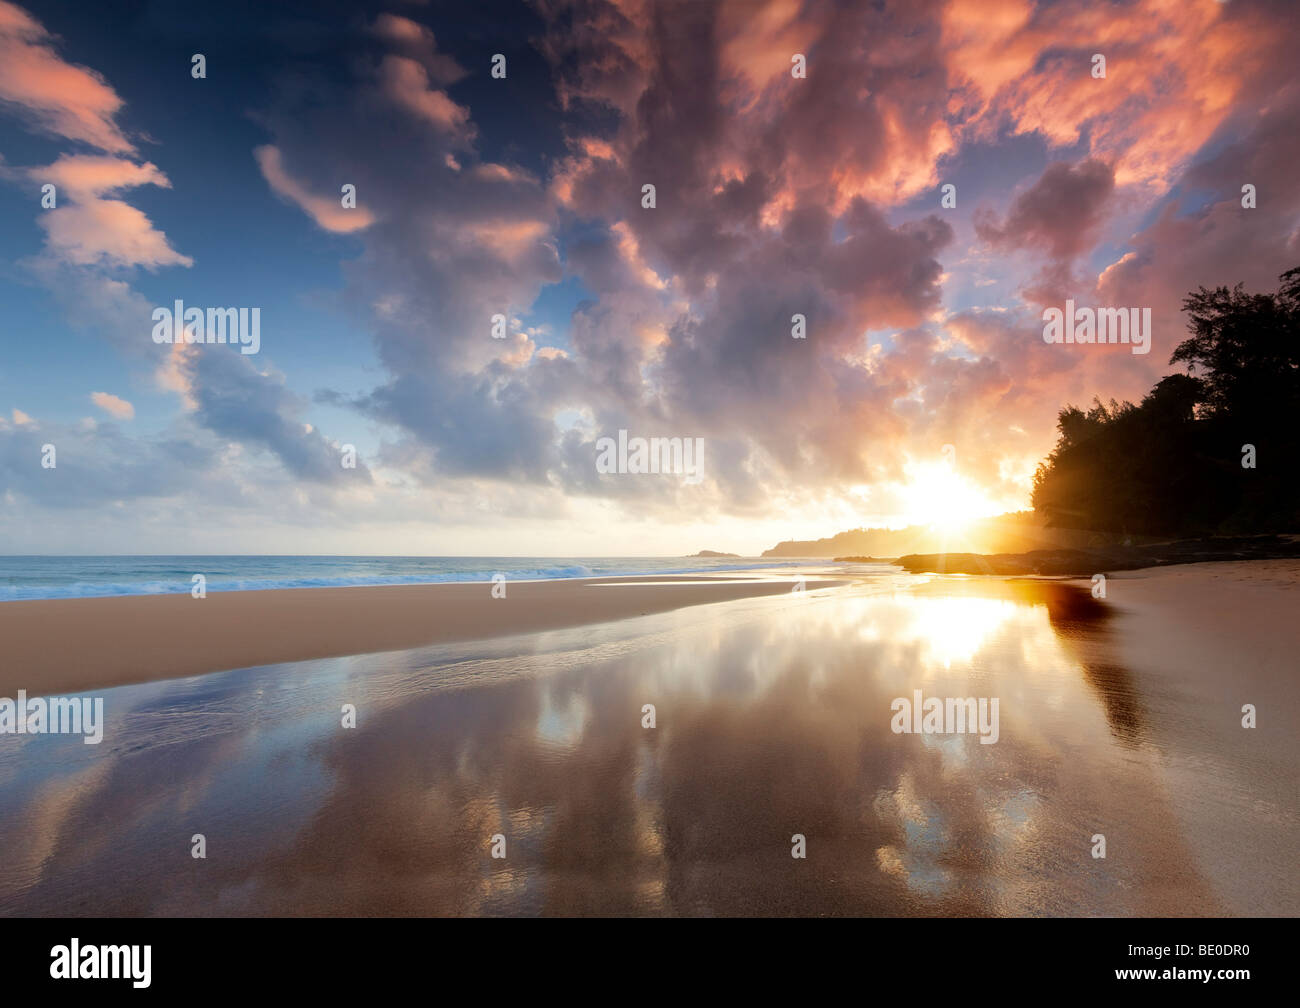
[1, 11, 190, 273]
[90, 391, 134, 419]
[0, 0, 133, 152]
[377, 55, 473, 139]
[370, 13, 466, 85]
[39, 198, 191, 268]
[254, 145, 376, 233]
[944, 0, 1281, 193]
[243, 0, 1300, 522]
[34, 153, 169, 196]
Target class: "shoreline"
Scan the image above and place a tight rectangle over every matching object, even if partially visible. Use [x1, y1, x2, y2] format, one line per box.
[0, 572, 838, 697]
[2, 558, 1295, 914]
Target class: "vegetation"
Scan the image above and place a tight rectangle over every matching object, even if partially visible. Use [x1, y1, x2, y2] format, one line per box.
[1032, 268, 1300, 536]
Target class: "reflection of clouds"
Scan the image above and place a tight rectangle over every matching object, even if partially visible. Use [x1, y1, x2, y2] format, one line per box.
[0, 760, 111, 897]
[874, 771, 955, 898]
[1, 577, 1219, 915]
[535, 687, 589, 749]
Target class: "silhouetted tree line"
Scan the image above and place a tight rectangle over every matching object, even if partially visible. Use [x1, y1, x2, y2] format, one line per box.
[1032, 268, 1300, 536]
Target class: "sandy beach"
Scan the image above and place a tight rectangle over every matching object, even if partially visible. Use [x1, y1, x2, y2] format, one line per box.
[0, 559, 1295, 916]
[1103, 560, 1300, 917]
[0, 572, 839, 697]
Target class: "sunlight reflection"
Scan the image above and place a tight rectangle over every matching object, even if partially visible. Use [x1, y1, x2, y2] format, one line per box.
[903, 596, 1020, 669]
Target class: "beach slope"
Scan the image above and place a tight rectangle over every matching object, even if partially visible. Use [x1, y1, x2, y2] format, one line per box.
[0, 573, 835, 696]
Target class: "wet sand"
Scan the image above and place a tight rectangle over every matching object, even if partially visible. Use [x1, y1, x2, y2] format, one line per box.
[0, 563, 1295, 916]
[1105, 561, 1300, 917]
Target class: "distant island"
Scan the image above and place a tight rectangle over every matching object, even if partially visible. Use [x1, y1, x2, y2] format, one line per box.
[762, 512, 1129, 558]
[692, 550, 742, 558]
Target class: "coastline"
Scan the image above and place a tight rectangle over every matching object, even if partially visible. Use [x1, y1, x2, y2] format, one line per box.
[0, 572, 839, 697]
[1, 559, 1295, 915]
[890, 534, 1300, 576]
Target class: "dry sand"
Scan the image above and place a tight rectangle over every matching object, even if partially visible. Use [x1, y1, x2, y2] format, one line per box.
[0, 573, 837, 696]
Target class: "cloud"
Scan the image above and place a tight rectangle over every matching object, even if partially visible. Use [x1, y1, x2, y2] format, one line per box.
[27, 264, 158, 354]
[240, 0, 1300, 528]
[0, 10, 189, 271]
[369, 13, 467, 84]
[0, 2, 190, 272]
[255, 145, 376, 233]
[34, 153, 168, 196]
[90, 391, 134, 419]
[0, 0, 133, 152]
[941, 0, 1285, 192]
[38, 194, 192, 268]
[0, 4, 362, 510]
[0, 414, 220, 507]
[973, 158, 1115, 304]
[9, 0, 1300, 544]
[23, 153, 191, 269]
[378, 55, 473, 137]
[975, 159, 1115, 261]
[182, 347, 373, 485]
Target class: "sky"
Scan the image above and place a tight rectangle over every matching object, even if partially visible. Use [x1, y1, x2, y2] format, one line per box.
[0, 0, 1297, 555]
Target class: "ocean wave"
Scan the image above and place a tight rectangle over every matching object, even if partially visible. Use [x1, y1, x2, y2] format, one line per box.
[0, 558, 809, 601]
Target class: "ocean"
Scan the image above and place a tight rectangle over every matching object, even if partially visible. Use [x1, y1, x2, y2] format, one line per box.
[0, 555, 807, 601]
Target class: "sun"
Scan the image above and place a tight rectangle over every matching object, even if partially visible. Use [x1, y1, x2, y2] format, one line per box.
[899, 461, 1002, 532]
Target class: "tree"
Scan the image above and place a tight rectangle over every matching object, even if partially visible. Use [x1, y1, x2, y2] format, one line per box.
[1032, 268, 1300, 536]
[1174, 268, 1300, 422]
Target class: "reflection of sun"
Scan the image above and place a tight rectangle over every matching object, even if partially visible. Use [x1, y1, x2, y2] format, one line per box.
[900, 461, 1002, 532]
[909, 596, 1016, 667]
